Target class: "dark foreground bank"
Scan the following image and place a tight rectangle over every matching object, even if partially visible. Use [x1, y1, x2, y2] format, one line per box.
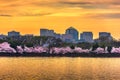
[0, 53, 120, 57]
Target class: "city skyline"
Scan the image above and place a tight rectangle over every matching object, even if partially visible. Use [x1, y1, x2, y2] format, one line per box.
[0, 0, 120, 39]
[1, 27, 113, 40]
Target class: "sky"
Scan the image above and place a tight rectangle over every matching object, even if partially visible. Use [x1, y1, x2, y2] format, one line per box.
[0, 0, 120, 39]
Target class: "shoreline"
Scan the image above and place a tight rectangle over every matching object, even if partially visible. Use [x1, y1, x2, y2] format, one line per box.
[0, 53, 120, 57]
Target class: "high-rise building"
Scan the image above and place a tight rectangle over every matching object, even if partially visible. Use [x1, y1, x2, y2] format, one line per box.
[40, 29, 54, 37]
[99, 32, 111, 38]
[54, 33, 61, 39]
[99, 32, 112, 41]
[65, 27, 78, 41]
[61, 34, 73, 43]
[0, 34, 6, 39]
[80, 32, 94, 43]
[8, 31, 20, 37]
[40, 29, 48, 36]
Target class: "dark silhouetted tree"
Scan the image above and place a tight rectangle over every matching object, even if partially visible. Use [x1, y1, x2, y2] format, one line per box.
[107, 46, 112, 53]
[70, 45, 75, 49]
[92, 43, 99, 51]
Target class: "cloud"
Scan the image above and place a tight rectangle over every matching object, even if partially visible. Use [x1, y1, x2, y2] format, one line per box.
[59, 1, 120, 9]
[0, 14, 12, 17]
[1, 0, 120, 9]
[0, 0, 120, 17]
[86, 13, 120, 19]
[19, 13, 53, 16]
[60, 1, 92, 5]
[98, 13, 120, 19]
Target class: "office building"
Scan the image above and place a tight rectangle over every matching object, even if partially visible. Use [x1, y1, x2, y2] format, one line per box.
[0, 34, 6, 39]
[8, 31, 20, 37]
[65, 27, 78, 41]
[99, 32, 112, 41]
[54, 33, 61, 39]
[80, 32, 94, 43]
[40, 29, 54, 37]
[61, 34, 73, 43]
[99, 32, 111, 38]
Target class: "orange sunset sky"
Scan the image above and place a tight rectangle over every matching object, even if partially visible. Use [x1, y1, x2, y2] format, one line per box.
[0, 0, 120, 39]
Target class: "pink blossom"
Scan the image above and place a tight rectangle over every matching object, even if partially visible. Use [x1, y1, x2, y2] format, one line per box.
[74, 47, 90, 53]
[111, 47, 120, 53]
[94, 47, 105, 53]
[33, 47, 47, 53]
[17, 46, 23, 54]
[0, 42, 16, 53]
[24, 46, 33, 53]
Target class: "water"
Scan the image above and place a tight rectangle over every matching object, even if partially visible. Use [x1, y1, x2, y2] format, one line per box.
[0, 57, 120, 80]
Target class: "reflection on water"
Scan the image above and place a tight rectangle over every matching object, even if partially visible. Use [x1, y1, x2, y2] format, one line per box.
[0, 57, 120, 80]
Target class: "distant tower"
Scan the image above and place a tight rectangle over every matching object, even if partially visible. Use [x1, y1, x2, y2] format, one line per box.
[65, 27, 79, 41]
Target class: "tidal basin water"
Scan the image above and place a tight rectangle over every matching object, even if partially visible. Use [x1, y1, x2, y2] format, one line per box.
[0, 57, 120, 80]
